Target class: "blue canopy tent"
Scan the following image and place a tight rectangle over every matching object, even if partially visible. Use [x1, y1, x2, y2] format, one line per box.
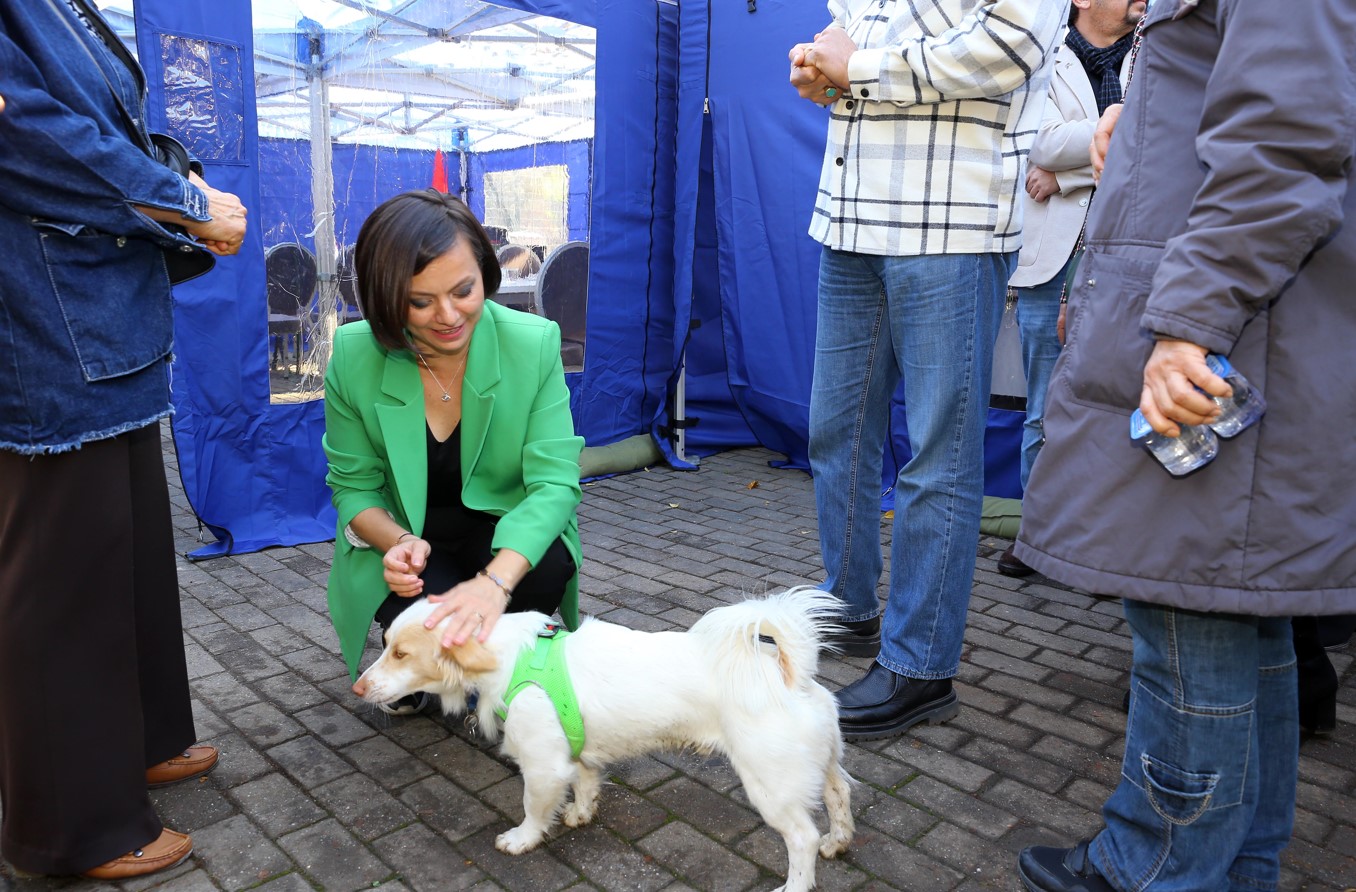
[120, 0, 1023, 557]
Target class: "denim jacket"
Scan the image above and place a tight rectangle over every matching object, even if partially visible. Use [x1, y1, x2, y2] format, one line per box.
[0, 0, 212, 454]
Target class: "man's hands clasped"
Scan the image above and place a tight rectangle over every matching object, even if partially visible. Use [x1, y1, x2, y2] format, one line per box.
[789, 27, 856, 107]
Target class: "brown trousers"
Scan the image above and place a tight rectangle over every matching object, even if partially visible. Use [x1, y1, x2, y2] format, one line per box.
[0, 423, 195, 874]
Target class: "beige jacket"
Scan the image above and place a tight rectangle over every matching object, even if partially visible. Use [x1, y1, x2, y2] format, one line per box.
[1009, 42, 1131, 289]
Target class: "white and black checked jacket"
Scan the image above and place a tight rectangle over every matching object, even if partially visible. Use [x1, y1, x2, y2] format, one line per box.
[810, 0, 1065, 257]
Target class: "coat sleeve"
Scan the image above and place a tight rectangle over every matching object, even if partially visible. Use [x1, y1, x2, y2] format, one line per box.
[323, 333, 394, 529]
[490, 322, 584, 567]
[1142, 0, 1356, 348]
[1029, 79, 1097, 175]
[0, 27, 210, 239]
[847, 0, 1064, 107]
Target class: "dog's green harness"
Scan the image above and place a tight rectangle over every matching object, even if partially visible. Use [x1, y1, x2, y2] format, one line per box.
[494, 624, 585, 759]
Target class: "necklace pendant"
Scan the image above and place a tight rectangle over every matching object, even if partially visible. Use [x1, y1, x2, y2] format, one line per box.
[440, 392, 451, 402]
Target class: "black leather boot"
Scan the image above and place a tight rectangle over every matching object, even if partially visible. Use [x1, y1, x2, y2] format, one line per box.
[822, 615, 881, 657]
[834, 662, 958, 740]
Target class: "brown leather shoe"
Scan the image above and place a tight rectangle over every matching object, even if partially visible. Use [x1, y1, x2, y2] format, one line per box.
[81, 828, 192, 880]
[146, 744, 218, 788]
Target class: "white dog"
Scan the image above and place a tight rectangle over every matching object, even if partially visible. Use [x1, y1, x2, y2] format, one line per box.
[353, 587, 854, 892]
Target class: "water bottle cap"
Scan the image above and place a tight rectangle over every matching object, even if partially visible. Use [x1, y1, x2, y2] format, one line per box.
[1205, 353, 1233, 377]
[1129, 409, 1152, 441]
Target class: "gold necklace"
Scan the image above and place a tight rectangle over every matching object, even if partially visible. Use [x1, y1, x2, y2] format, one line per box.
[417, 350, 467, 402]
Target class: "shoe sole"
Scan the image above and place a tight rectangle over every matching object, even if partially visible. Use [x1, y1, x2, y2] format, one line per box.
[839, 692, 960, 741]
[82, 848, 192, 880]
[996, 562, 1036, 579]
[146, 749, 219, 788]
[147, 764, 215, 788]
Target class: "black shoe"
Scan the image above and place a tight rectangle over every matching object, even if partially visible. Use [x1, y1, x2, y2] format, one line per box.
[1018, 841, 1115, 892]
[1318, 614, 1356, 651]
[822, 616, 881, 658]
[835, 662, 958, 740]
[1295, 616, 1339, 735]
[1298, 653, 1338, 735]
[997, 544, 1036, 578]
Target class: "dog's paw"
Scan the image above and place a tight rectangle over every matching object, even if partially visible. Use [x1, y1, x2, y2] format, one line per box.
[495, 827, 543, 855]
[818, 832, 851, 859]
[562, 798, 597, 828]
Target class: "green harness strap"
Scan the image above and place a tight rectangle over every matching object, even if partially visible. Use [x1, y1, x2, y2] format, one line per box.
[494, 626, 585, 759]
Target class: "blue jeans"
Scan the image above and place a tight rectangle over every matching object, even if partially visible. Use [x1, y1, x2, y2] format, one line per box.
[1012, 260, 1069, 490]
[1091, 601, 1298, 892]
[809, 248, 1011, 679]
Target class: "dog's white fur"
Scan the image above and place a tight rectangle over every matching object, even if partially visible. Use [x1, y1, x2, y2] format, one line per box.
[353, 586, 854, 892]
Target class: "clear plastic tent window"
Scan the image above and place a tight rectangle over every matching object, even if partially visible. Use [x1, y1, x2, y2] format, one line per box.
[160, 36, 244, 162]
[98, 0, 595, 402]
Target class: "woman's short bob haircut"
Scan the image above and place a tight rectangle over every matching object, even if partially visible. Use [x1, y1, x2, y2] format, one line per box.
[354, 189, 502, 352]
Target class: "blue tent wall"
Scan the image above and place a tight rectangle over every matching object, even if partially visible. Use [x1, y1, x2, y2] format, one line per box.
[571, 0, 680, 446]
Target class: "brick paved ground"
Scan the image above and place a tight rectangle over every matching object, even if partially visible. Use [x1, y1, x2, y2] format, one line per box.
[2, 430, 1353, 892]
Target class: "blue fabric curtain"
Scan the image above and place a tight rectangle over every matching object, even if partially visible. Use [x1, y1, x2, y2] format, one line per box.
[572, 0, 680, 446]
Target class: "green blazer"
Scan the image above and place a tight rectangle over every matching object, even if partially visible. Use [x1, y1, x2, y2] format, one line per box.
[323, 302, 583, 677]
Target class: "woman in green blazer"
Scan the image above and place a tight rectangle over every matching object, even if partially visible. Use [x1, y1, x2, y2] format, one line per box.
[324, 190, 583, 691]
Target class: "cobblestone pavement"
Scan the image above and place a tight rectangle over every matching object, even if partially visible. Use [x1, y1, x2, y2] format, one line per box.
[3, 432, 1353, 892]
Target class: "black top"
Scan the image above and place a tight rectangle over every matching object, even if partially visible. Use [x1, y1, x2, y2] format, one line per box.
[424, 423, 498, 548]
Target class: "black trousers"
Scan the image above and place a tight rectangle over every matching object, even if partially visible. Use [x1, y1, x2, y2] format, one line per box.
[374, 518, 574, 633]
[0, 424, 195, 874]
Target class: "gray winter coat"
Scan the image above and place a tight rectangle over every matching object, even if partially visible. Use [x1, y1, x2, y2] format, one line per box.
[1016, 0, 1356, 616]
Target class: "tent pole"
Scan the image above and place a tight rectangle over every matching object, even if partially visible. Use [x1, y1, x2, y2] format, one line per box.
[675, 360, 689, 464]
[304, 51, 338, 389]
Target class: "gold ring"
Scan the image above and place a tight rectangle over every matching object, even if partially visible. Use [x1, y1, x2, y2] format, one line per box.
[824, 87, 839, 100]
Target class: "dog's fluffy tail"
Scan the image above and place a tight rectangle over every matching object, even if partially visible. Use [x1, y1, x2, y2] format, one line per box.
[691, 586, 841, 709]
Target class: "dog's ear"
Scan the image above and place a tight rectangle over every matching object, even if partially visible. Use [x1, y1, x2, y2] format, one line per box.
[441, 638, 498, 674]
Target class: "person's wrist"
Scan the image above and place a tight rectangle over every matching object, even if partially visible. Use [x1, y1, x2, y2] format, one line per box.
[478, 569, 514, 606]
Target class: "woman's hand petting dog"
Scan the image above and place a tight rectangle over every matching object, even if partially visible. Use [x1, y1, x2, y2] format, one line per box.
[424, 574, 508, 647]
[423, 550, 529, 647]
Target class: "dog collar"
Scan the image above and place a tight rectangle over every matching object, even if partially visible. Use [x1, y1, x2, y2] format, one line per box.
[494, 624, 585, 759]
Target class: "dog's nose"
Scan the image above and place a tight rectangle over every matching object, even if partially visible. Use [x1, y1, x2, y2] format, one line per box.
[352, 678, 368, 697]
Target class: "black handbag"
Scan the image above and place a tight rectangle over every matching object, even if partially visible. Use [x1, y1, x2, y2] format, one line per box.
[149, 133, 216, 285]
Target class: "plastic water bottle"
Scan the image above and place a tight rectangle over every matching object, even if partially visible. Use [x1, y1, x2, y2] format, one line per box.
[1204, 354, 1266, 437]
[1130, 409, 1219, 476]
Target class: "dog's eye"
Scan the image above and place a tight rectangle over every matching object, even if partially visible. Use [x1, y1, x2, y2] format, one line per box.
[393, 649, 406, 660]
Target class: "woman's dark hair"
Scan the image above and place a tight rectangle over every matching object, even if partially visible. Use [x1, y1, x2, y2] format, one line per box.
[354, 189, 502, 352]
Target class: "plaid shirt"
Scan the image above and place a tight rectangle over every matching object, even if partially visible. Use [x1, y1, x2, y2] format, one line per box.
[810, 0, 1065, 256]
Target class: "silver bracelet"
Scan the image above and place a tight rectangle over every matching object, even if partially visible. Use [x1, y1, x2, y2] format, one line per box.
[478, 570, 514, 605]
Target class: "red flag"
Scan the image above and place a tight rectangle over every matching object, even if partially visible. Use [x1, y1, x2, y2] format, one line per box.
[431, 148, 449, 192]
